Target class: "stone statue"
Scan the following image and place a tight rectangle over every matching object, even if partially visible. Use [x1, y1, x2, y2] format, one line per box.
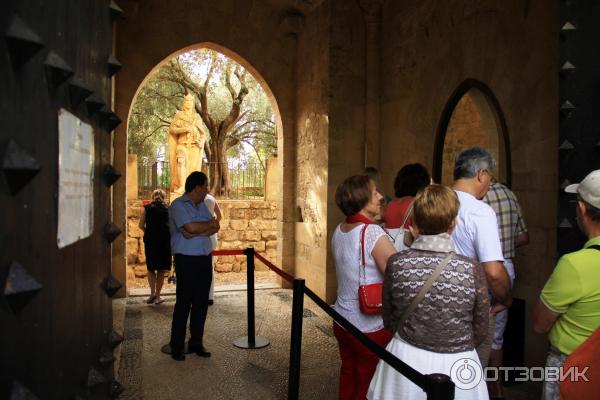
[168, 94, 207, 194]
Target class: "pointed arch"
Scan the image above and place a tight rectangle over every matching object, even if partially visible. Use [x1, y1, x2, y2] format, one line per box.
[433, 79, 511, 187]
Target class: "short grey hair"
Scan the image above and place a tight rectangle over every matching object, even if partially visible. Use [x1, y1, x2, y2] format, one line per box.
[453, 147, 496, 180]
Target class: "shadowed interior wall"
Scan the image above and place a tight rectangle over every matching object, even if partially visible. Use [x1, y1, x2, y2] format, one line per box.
[295, 1, 330, 297]
[325, 0, 367, 303]
[379, 0, 558, 366]
[0, 1, 115, 398]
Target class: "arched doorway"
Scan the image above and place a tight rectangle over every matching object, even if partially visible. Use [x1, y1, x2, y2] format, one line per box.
[433, 79, 511, 186]
[124, 43, 285, 293]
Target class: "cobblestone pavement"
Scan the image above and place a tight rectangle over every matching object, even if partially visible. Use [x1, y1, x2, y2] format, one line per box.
[113, 289, 541, 400]
[115, 289, 340, 400]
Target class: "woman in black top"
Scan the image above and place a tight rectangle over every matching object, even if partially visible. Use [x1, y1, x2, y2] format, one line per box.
[139, 189, 171, 304]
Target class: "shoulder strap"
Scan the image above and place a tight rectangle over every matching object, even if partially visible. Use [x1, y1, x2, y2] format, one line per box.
[400, 202, 414, 228]
[391, 202, 414, 242]
[398, 252, 454, 328]
[360, 224, 368, 267]
[589, 245, 600, 252]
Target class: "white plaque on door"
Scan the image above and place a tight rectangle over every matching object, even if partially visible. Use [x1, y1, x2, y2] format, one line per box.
[57, 109, 95, 248]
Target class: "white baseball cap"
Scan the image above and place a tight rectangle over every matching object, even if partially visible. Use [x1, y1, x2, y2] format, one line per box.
[565, 169, 600, 208]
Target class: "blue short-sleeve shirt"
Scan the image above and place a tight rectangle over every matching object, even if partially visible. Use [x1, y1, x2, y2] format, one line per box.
[169, 194, 213, 256]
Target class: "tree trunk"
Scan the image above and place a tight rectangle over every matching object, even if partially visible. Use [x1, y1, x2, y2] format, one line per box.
[207, 130, 231, 197]
[208, 132, 220, 195]
[217, 138, 230, 197]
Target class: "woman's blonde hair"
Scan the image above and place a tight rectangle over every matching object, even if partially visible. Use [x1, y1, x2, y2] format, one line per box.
[412, 184, 459, 235]
[151, 189, 166, 202]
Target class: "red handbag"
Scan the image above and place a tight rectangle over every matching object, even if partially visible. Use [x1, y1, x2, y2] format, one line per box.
[358, 283, 383, 314]
[357, 225, 383, 314]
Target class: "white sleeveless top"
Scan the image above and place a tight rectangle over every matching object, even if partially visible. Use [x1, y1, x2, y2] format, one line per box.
[332, 223, 387, 333]
[203, 194, 218, 250]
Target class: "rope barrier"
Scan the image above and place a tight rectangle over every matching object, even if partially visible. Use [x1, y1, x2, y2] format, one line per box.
[303, 286, 428, 390]
[210, 247, 454, 399]
[212, 249, 245, 256]
[254, 252, 295, 283]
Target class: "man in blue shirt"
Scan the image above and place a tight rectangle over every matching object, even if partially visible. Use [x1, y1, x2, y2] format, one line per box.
[168, 171, 220, 361]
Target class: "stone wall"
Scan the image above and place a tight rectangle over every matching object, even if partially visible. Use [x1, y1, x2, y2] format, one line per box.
[127, 200, 278, 277]
[214, 201, 278, 272]
[127, 154, 138, 200]
[326, 0, 368, 302]
[379, 0, 558, 366]
[294, 1, 331, 299]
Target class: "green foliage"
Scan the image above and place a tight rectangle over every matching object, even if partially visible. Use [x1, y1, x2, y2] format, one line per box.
[128, 66, 184, 165]
[128, 48, 277, 171]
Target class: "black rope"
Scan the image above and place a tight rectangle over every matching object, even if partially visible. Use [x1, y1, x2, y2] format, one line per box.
[303, 286, 428, 390]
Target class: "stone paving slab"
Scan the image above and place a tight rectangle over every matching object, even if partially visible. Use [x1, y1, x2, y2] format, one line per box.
[116, 289, 340, 400]
[114, 289, 540, 400]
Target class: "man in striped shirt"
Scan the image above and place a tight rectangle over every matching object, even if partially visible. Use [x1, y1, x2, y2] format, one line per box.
[483, 179, 530, 398]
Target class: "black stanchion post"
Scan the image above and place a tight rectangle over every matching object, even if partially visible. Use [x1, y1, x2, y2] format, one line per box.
[288, 279, 305, 400]
[247, 247, 256, 346]
[233, 247, 269, 349]
[425, 373, 454, 400]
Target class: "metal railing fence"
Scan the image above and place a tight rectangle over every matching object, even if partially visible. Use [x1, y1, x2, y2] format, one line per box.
[137, 160, 266, 200]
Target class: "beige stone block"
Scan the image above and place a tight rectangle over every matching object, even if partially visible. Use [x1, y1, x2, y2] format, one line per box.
[221, 240, 244, 250]
[218, 201, 233, 209]
[215, 262, 233, 273]
[266, 240, 278, 249]
[220, 231, 239, 241]
[241, 231, 261, 241]
[128, 219, 144, 238]
[265, 157, 279, 202]
[137, 239, 146, 263]
[231, 209, 246, 219]
[232, 263, 242, 273]
[248, 220, 277, 230]
[247, 241, 266, 252]
[128, 206, 143, 219]
[126, 238, 138, 265]
[249, 201, 270, 209]
[219, 219, 230, 229]
[235, 255, 247, 263]
[133, 264, 147, 278]
[127, 154, 138, 200]
[231, 201, 251, 209]
[246, 209, 260, 219]
[261, 231, 277, 240]
[262, 210, 277, 219]
[229, 219, 248, 230]
[220, 207, 231, 219]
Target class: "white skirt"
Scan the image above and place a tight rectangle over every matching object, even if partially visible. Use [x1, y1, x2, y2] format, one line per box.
[368, 334, 488, 400]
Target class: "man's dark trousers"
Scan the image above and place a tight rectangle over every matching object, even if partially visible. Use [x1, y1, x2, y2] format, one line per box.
[170, 254, 212, 354]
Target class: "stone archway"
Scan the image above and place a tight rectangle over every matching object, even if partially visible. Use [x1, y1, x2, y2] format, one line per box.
[433, 79, 511, 186]
[121, 42, 287, 293]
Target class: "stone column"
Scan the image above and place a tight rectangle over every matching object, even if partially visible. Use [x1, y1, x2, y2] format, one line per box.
[358, 0, 383, 167]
